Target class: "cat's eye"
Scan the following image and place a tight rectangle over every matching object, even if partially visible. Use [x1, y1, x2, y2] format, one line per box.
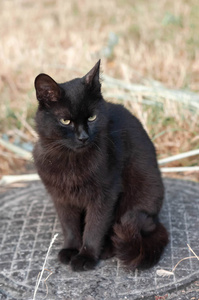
[88, 115, 97, 122]
[60, 118, 71, 125]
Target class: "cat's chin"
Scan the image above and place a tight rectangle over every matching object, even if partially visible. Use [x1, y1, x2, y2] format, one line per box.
[69, 143, 91, 152]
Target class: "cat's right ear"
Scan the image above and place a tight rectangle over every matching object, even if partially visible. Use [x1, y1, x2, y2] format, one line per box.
[83, 60, 101, 91]
[34, 74, 61, 104]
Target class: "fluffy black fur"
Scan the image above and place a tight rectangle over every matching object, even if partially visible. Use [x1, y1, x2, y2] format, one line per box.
[33, 60, 168, 271]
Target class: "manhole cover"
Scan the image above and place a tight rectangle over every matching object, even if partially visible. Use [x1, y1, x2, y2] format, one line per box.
[0, 178, 199, 300]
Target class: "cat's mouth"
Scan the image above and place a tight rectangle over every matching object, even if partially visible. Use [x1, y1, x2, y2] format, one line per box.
[75, 142, 90, 150]
[60, 138, 93, 152]
[71, 140, 92, 151]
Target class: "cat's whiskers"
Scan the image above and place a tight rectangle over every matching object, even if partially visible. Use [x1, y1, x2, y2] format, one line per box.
[41, 140, 66, 163]
[93, 141, 104, 157]
[110, 129, 127, 134]
[103, 135, 115, 148]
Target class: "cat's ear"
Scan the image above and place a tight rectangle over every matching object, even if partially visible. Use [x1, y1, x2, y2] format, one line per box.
[34, 74, 61, 104]
[84, 60, 101, 89]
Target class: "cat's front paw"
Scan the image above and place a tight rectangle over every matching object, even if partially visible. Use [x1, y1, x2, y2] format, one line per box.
[58, 248, 79, 264]
[71, 254, 98, 271]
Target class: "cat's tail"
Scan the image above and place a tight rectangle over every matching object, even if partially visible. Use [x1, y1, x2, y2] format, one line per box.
[112, 211, 169, 269]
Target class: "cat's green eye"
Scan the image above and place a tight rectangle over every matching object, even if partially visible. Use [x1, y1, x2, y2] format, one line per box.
[88, 115, 97, 122]
[60, 118, 71, 125]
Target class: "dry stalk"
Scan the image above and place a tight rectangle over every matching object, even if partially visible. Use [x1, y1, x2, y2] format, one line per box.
[0, 138, 32, 160]
[35, 269, 53, 300]
[158, 149, 199, 166]
[157, 244, 199, 277]
[187, 244, 199, 261]
[33, 233, 58, 300]
[160, 166, 199, 173]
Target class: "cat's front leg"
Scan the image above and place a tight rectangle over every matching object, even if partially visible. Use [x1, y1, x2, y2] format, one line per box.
[71, 200, 114, 271]
[54, 202, 82, 264]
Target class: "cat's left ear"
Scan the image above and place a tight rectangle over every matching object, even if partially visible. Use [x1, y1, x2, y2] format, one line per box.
[83, 60, 101, 90]
[34, 73, 61, 104]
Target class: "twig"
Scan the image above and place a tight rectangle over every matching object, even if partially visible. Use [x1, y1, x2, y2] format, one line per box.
[157, 255, 197, 277]
[158, 149, 199, 165]
[157, 244, 199, 277]
[43, 270, 53, 300]
[160, 166, 199, 172]
[0, 138, 32, 160]
[0, 150, 19, 159]
[20, 118, 37, 139]
[14, 112, 37, 139]
[187, 244, 199, 260]
[33, 233, 58, 300]
[0, 174, 40, 186]
[103, 92, 161, 106]
[156, 269, 174, 277]
[171, 244, 199, 273]
[13, 128, 33, 141]
[172, 256, 196, 273]
[35, 269, 53, 300]
[103, 74, 199, 110]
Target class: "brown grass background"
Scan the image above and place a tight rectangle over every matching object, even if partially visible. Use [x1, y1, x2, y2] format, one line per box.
[0, 0, 199, 180]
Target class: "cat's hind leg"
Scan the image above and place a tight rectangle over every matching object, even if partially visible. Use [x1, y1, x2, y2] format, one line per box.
[112, 211, 168, 269]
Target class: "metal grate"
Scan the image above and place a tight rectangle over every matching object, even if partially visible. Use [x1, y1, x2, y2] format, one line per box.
[0, 178, 199, 299]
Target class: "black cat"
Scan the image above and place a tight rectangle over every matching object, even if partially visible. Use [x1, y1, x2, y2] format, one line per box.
[33, 60, 168, 271]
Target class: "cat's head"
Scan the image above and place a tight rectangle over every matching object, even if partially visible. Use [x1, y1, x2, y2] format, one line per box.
[34, 60, 108, 151]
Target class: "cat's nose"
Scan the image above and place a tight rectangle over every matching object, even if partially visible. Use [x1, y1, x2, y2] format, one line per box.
[78, 131, 89, 143]
[78, 136, 89, 143]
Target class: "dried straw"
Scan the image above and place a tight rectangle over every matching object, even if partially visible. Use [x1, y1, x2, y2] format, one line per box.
[156, 244, 199, 277]
[158, 149, 199, 165]
[33, 233, 58, 300]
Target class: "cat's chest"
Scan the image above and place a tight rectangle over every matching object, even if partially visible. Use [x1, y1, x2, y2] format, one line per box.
[34, 143, 109, 204]
[38, 152, 99, 193]
[41, 159, 100, 206]
[44, 158, 93, 183]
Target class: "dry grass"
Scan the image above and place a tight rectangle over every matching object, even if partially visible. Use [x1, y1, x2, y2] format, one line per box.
[0, 0, 199, 179]
[33, 233, 58, 300]
[156, 243, 199, 277]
